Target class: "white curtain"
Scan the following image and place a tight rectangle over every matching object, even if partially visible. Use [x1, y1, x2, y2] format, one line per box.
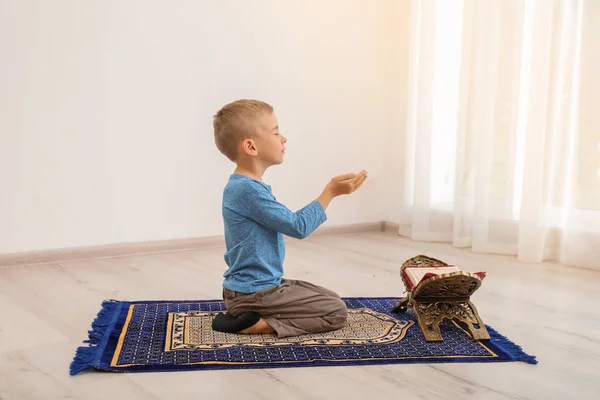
[401, 0, 600, 269]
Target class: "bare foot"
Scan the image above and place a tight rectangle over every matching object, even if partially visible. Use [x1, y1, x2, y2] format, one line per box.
[240, 318, 275, 334]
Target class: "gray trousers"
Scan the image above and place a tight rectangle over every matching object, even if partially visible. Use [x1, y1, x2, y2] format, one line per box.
[223, 279, 348, 338]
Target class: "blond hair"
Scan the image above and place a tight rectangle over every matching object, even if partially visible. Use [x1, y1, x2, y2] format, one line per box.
[213, 99, 274, 161]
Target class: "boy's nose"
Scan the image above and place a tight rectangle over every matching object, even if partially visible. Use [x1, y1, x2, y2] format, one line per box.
[282, 136, 287, 143]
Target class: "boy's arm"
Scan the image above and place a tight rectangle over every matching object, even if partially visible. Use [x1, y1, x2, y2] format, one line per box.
[237, 171, 368, 239]
[316, 186, 336, 210]
[241, 188, 327, 239]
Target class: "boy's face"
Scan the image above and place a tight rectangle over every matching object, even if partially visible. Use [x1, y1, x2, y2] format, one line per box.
[250, 112, 287, 166]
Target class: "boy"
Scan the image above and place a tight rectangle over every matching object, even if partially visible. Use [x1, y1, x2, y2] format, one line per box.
[211, 99, 368, 338]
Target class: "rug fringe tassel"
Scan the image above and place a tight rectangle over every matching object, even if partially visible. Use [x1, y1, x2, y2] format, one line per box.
[70, 300, 121, 375]
[486, 325, 538, 365]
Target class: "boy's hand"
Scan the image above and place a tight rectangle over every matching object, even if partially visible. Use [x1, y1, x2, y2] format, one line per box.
[328, 170, 368, 196]
[316, 170, 368, 210]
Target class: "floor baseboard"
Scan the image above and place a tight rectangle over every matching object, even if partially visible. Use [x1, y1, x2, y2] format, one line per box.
[382, 221, 400, 233]
[0, 221, 393, 268]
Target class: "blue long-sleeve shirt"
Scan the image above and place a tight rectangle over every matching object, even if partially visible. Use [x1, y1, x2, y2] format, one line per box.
[221, 174, 327, 293]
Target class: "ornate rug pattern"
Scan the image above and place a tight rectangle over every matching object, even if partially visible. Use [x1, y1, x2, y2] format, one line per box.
[70, 298, 537, 375]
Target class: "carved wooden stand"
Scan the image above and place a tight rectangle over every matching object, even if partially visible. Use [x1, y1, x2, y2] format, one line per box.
[390, 255, 490, 342]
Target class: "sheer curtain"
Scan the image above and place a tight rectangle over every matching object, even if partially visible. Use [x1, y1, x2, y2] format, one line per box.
[400, 0, 600, 269]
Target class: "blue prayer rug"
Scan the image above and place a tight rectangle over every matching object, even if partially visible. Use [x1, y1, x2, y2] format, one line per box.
[70, 298, 537, 375]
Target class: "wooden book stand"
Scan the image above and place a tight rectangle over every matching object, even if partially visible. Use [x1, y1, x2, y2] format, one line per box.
[390, 255, 490, 342]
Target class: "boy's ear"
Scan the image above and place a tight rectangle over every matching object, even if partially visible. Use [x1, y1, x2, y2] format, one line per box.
[241, 139, 258, 157]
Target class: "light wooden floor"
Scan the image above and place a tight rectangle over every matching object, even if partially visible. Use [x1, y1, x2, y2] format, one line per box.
[0, 232, 598, 399]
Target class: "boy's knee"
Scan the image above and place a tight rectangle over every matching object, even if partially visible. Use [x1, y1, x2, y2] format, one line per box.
[327, 298, 348, 329]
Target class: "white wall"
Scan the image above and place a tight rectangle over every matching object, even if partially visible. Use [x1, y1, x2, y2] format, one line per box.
[383, 0, 411, 224]
[0, 0, 409, 253]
